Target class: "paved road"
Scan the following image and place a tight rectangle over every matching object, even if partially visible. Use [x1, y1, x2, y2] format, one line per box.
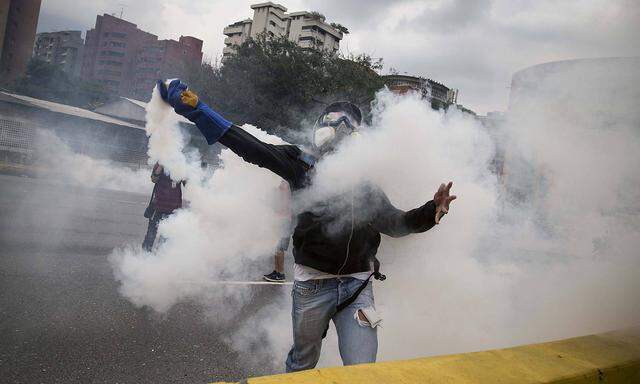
[0, 174, 285, 383]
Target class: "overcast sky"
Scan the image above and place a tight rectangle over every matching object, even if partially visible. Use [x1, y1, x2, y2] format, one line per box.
[37, 0, 640, 114]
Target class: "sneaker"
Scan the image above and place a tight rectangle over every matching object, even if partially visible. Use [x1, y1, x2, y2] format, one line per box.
[263, 271, 285, 283]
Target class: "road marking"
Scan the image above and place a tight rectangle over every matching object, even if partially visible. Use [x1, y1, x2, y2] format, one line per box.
[189, 280, 293, 286]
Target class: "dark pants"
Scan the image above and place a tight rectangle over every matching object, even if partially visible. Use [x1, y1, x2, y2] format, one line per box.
[142, 210, 169, 251]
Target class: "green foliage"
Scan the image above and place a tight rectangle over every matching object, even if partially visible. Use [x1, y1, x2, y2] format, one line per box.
[330, 23, 349, 34]
[187, 35, 385, 139]
[13, 58, 114, 109]
[308, 11, 326, 21]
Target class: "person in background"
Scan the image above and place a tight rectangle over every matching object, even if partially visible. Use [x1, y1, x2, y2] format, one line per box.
[142, 163, 184, 251]
[263, 181, 292, 282]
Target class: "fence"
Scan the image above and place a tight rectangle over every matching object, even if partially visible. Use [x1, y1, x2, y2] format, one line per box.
[0, 118, 36, 164]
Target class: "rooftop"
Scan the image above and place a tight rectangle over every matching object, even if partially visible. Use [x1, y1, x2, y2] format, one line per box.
[226, 19, 253, 28]
[94, 96, 191, 125]
[287, 11, 309, 17]
[0, 92, 144, 130]
[250, 2, 287, 12]
[383, 74, 450, 90]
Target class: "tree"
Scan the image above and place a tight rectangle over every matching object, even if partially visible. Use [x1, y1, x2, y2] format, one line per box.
[187, 34, 385, 141]
[13, 58, 114, 108]
[308, 11, 326, 21]
[330, 23, 350, 34]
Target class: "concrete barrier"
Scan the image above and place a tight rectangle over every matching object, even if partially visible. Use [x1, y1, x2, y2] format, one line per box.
[213, 328, 640, 383]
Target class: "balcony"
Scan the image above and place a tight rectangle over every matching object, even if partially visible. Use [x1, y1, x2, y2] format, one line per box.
[299, 30, 315, 39]
[223, 25, 244, 36]
[300, 20, 343, 40]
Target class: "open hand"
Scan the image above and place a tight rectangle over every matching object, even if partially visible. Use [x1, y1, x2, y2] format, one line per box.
[434, 181, 457, 224]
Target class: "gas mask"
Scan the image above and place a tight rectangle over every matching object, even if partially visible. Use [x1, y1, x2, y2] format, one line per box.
[313, 110, 360, 154]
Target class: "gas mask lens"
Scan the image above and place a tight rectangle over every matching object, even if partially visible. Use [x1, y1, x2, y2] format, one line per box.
[321, 112, 346, 125]
[314, 111, 360, 150]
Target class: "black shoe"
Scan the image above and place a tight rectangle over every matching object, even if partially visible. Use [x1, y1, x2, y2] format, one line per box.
[263, 271, 285, 282]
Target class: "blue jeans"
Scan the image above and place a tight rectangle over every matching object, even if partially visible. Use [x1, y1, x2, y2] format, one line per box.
[285, 277, 378, 372]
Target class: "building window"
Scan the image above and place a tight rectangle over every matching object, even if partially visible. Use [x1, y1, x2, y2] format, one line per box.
[109, 41, 126, 48]
[110, 32, 127, 39]
[97, 69, 122, 76]
[98, 60, 123, 67]
[100, 79, 120, 86]
[143, 46, 164, 55]
[100, 50, 125, 57]
[269, 20, 277, 27]
[138, 57, 161, 63]
[302, 25, 327, 36]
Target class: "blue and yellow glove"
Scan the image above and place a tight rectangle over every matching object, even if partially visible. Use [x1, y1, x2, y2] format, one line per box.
[156, 79, 232, 144]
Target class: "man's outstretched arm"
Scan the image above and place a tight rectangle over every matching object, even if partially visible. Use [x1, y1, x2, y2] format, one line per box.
[158, 79, 305, 184]
[371, 182, 456, 237]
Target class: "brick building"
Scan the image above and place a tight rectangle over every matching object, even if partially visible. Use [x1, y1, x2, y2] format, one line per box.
[33, 31, 84, 77]
[132, 36, 203, 100]
[81, 14, 155, 97]
[0, 0, 42, 85]
[82, 14, 203, 100]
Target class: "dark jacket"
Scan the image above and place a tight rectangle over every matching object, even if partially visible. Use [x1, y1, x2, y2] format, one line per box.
[151, 164, 183, 214]
[213, 125, 437, 275]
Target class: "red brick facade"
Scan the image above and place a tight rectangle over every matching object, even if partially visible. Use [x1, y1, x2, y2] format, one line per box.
[82, 14, 203, 101]
[0, 0, 42, 84]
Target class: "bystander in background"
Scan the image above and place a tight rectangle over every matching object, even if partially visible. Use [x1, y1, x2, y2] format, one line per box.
[142, 163, 184, 251]
[263, 181, 291, 282]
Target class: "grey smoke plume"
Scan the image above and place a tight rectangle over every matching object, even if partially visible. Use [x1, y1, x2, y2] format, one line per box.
[111, 59, 640, 371]
[35, 130, 149, 192]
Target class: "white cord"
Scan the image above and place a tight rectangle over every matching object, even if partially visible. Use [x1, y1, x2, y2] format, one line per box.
[182, 280, 293, 286]
[337, 185, 355, 276]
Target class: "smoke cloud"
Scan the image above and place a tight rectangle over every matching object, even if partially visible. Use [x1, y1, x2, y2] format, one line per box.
[34, 130, 149, 193]
[111, 59, 640, 373]
[111, 87, 291, 371]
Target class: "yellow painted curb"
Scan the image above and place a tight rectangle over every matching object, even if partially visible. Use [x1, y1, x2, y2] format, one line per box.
[218, 328, 640, 383]
[0, 161, 46, 176]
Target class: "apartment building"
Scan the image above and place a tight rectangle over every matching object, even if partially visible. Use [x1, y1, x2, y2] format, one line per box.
[81, 14, 156, 97]
[223, 2, 344, 58]
[82, 14, 203, 100]
[33, 31, 84, 77]
[132, 36, 203, 100]
[0, 0, 42, 84]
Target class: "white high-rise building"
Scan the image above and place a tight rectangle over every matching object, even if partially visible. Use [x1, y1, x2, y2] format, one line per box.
[223, 2, 344, 58]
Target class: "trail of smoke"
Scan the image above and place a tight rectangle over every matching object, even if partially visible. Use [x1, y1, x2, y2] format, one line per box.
[144, 86, 202, 183]
[111, 89, 288, 347]
[34, 130, 149, 193]
[111, 60, 640, 372]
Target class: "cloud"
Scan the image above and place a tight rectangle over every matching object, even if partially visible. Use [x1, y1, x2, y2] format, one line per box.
[38, 0, 640, 113]
[302, 0, 640, 113]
